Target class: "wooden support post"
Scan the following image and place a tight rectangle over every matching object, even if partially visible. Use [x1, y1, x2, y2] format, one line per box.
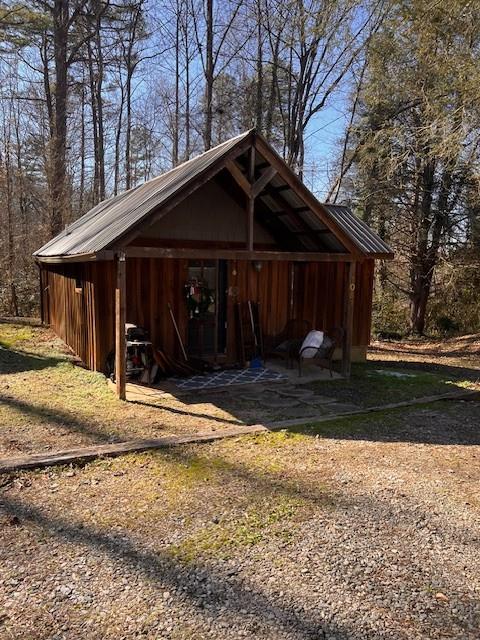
[247, 197, 254, 252]
[247, 146, 255, 251]
[115, 251, 127, 400]
[37, 263, 44, 324]
[342, 261, 356, 378]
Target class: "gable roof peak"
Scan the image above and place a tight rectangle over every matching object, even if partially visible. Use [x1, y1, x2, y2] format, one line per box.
[34, 129, 392, 260]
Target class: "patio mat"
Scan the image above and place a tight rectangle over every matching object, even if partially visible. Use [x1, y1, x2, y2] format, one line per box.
[173, 367, 287, 390]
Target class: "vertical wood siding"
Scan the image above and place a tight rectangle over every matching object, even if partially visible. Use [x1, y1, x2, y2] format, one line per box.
[41, 257, 375, 372]
[226, 260, 291, 358]
[41, 263, 97, 370]
[93, 258, 189, 371]
[292, 259, 374, 346]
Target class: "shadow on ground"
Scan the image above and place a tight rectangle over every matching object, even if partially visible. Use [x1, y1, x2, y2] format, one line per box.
[125, 357, 480, 446]
[1, 444, 478, 639]
[0, 494, 334, 639]
[292, 397, 480, 445]
[371, 334, 480, 362]
[1, 330, 479, 454]
[369, 355, 480, 381]
[0, 347, 65, 375]
[0, 394, 129, 444]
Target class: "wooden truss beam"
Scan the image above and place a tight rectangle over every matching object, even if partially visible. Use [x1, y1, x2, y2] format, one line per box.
[124, 246, 354, 262]
[292, 206, 310, 213]
[226, 152, 277, 252]
[247, 147, 255, 251]
[226, 159, 251, 195]
[254, 135, 364, 258]
[263, 185, 321, 248]
[226, 159, 277, 200]
[251, 166, 277, 198]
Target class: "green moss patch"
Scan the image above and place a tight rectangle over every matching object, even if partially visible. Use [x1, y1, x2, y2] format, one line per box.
[169, 495, 308, 562]
[0, 325, 35, 348]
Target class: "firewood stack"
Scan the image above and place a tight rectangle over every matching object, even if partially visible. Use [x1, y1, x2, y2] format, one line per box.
[153, 349, 198, 377]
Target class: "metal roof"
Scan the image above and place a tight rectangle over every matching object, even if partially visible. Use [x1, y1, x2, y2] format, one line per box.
[34, 130, 392, 260]
[34, 131, 252, 258]
[321, 204, 392, 256]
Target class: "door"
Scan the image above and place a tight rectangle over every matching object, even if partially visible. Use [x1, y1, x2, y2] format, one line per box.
[186, 259, 228, 359]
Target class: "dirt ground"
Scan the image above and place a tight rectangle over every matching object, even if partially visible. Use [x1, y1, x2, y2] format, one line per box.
[1, 398, 479, 639]
[369, 334, 480, 373]
[1, 322, 478, 458]
[1, 324, 479, 638]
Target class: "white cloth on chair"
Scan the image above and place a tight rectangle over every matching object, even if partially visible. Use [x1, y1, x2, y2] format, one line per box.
[300, 330, 324, 358]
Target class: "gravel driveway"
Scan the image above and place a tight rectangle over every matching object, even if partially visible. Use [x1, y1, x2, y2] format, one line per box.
[1, 399, 479, 639]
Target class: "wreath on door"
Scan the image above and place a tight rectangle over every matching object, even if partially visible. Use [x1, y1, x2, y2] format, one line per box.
[185, 278, 215, 318]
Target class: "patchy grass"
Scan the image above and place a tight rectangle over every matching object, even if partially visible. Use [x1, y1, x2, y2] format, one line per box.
[305, 361, 476, 408]
[169, 496, 307, 563]
[0, 325, 35, 349]
[1, 397, 479, 638]
[293, 408, 406, 439]
[29, 435, 335, 538]
[283, 399, 480, 446]
[370, 334, 480, 372]
[0, 322, 478, 458]
[0, 323, 252, 457]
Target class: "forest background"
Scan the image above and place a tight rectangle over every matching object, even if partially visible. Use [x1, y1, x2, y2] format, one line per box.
[0, 0, 478, 336]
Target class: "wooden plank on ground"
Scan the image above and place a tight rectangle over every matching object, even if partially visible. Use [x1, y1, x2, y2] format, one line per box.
[0, 424, 269, 473]
[263, 388, 480, 428]
[0, 388, 477, 474]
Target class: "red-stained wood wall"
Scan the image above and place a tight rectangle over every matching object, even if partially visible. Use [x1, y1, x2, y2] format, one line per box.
[40, 257, 375, 372]
[292, 259, 374, 347]
[40, 262, 99, 370]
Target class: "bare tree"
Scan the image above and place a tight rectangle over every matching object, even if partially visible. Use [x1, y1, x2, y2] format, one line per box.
[191, 0, 248, 149]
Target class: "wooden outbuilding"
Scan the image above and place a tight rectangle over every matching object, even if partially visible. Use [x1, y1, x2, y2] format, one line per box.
[34, 130, 393, 399]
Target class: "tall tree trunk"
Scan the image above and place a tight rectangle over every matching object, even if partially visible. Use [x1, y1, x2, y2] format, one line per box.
[3, 125, 19, 316]
[79, 81, 85, 213]
[93, 0, 106, 201]
[13, 106, 27, 237]
[255, 0, 263, 130]
[122, 1, 142, 190]
[410, 271, 431, 335]
[265, 30, 280, 141]
[114, 82, 125, 195]
[125, 67, 132, 189]
[173, 3, 180, 166]
[185, 44, 190, 158]
[409, 158, 436, 335]
[182, 1, 191, 159]
[50, 0, 70, 236]
[87, 38, 100, 204]
[203, 0, 213, 150]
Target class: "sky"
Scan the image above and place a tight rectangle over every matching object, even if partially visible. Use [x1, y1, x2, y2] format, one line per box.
[303, 102, 349, 199]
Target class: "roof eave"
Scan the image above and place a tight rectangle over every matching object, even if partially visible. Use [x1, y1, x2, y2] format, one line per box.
[34, 250, 115, 264]
[369, 251, 394, 260]
[373, 251, 395, 260]
[253, 135, 364, 258]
